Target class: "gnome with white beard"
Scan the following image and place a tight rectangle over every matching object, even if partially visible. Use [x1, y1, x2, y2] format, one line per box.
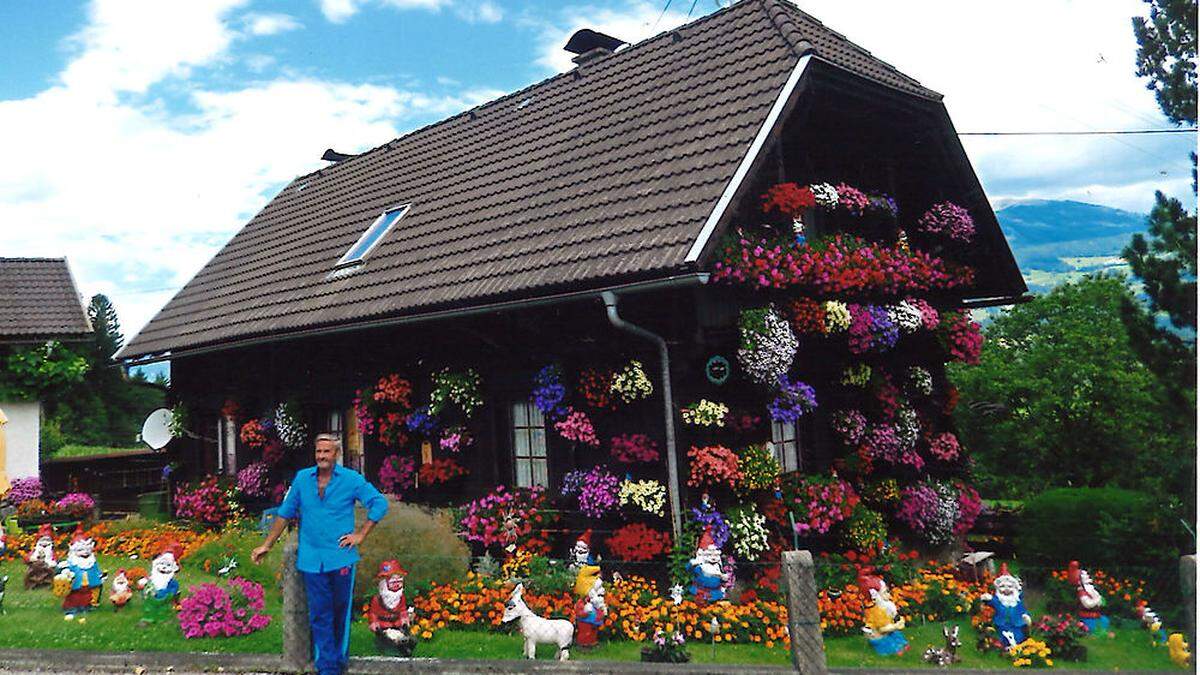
[686, 527, 729, 604]
[109, 569, 133, 611]
[979, 563, 1031, 648]
[58, 525, 103, 621]
[367, 559, 416, 656]
[1068, 560, 1109, 634]
[859, 574, 909, 656]
[138, 541, 181, 626]
[24, 524, 56, 590]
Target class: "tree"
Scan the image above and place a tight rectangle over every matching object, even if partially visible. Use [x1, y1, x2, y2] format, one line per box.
[1132, 0, 1197, 126]
[949, 276, 1193, 505]
[86, 294, 123, 362]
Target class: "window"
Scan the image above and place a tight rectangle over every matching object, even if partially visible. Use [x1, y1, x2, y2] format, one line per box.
[335, 203, 411, 268]
[511, 401, 548, 488]
[770, 418, 802, 473]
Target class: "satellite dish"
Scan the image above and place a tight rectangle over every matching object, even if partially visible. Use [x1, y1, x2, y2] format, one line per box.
[141, 408, 175, 450]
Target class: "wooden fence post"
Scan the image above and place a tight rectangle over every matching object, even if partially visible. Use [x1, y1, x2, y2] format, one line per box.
[783, 549, 828, 675]
[281, 537, 312, 672]
[1182, 554, 1196, 651]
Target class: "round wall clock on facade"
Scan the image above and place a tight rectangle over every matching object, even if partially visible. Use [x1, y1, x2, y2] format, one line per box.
[705, 355, 730, 385]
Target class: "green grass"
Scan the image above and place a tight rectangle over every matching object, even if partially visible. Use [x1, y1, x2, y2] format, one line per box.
[0, 554, 1182, 670]
[44, 444, 148, 460]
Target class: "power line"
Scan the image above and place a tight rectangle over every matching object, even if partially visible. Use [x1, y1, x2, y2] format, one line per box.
[959, 128, 1197, 137]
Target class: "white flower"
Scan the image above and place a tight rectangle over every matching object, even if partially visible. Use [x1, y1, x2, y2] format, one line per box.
[889, 301, 923, 334]
[810, 183, 839, 208]
[738, 307, 798, 385]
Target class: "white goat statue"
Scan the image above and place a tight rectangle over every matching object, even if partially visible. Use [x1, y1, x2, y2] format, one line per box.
[501, 583, 573, 661]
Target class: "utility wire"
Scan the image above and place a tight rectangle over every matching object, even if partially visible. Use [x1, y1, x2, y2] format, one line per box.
[959, 128, 1196, 136]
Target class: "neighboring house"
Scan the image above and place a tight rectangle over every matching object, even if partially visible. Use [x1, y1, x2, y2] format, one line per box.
[0, 258, 92, 491]
[119, 1, 1024, 539]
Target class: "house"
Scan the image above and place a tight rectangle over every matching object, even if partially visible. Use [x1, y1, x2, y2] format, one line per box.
[0, 258, 92, 492]
[119, 0, 1025, 546]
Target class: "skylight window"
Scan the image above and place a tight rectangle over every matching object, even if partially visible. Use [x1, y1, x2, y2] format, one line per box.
[335, 203, 411, 269]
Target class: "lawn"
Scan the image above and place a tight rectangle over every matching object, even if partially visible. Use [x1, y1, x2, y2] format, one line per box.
[43, 444, 149, 461]
[0, 553, 1181, 670]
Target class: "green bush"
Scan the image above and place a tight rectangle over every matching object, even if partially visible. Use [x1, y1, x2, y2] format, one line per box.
[39, 416, 67, 456]
[1017, 487, 1185, 577]
[189, 526, 283, 588]
[354, 499, 470, 598]
[524, 555, 574, 595]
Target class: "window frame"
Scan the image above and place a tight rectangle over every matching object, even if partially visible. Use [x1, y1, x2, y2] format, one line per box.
[510, 400, 549, 488]
[769, 417, 803, 473]
[334, 203, 412, 269]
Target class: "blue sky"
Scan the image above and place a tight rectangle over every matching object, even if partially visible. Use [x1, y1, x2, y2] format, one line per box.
[1, 0, 1194, 341]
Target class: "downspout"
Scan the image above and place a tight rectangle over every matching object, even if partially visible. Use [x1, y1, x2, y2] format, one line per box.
[601, 290, 685, 541]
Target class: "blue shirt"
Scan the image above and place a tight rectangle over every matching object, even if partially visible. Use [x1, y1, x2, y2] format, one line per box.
[276, 464, 388, 573]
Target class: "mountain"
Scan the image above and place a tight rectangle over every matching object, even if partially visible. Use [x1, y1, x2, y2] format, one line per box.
[994, 200, 1147, 293]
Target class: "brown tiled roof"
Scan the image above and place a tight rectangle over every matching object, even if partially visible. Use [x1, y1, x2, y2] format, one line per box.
[0, 258, 91, 341]
[121, 0, 942, 359]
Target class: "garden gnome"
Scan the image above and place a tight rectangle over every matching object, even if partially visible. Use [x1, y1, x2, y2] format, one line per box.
[571, 530, 602, 597]
[59, 525, 103, 621]
[109, 568, 133, 611]
[686, 527, 729, 604]
[979, 563, 1031, 648]
[573, 577, 607, 649]
[859, 573, 909, 656]
[367, 559, 416, 656]
[138, 541, 181, 625]
[1134, 601, 1168, 646]
[24, 523, 56, 589]
[1168, 633, 1191, 668]
[1068, 560, 1109, 633]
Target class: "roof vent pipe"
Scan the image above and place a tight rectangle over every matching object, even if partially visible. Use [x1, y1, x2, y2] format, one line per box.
[564, 28, 627, 65]
[601, 290, 683, 541]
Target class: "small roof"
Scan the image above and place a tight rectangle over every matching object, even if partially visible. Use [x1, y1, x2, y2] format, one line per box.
[120, 0, 950, 360]
[0, 258, 91, 342]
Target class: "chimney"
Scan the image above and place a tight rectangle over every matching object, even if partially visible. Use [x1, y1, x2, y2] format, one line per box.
[564, 28, 627, 65]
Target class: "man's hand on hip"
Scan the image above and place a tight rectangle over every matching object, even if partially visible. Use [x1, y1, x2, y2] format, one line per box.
[339, 532, 365, 548]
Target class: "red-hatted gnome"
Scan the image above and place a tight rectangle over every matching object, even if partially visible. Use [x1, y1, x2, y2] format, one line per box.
[859, 573, 909, 656]
[573, 576, 608, 649]
[368, 559, 417, 656]
[687, 527, 729, 604]
[137, 541, 181, 626]
[571, 530, 602, 598]
[979, 563, 1031, 648]
[1068, 560, 1109, 633]
[24, 523, 56, 590]
[109, 568, 133, 611]
[57, 525, 103, 621]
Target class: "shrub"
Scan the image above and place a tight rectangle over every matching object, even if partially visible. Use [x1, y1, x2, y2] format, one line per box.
[178, 577, 271, 638]
[524, 555, 575, 595]
[190, 527, 282, 587]
[39, 416, 67, 455]
[356, 499, 470, 598]
[1018, 487, 1185, 577]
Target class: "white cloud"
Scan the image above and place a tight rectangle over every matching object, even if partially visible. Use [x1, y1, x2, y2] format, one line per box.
[457, 1, 503, 23]
[318, 0, 452, 23]
[530, 1, 692, 73]
[243, 12, 303, 36]
[0, 0, 505, 339]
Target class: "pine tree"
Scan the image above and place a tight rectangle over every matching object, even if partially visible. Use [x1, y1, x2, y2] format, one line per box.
[1132, 0, 1197, 126]
[86, 294, 123, 362]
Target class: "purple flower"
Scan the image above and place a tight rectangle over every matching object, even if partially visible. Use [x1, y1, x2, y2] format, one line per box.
[917, 202, 975, 242]
[768, 375, 818, 424]
[7, 476, 42, 504]
[531, 364, 569, 421]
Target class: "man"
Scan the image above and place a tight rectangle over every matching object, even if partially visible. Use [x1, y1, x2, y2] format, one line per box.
[252, 433, 388, 675]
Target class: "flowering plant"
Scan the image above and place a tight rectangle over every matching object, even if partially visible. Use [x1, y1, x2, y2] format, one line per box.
[175, 476, 240, 527]
[530, 364, 569, 420]
[1031, 613, 1088, 660]
[831, 409, 867, 445]
[1008, 638, 1053, 668]
[273, 401, 307, 449]
[610, 433, 660, 463]
[894, 407, 920, 449]
[840, 363, 871, 387]
[261, 439, 284, 466]
[690, 499, 731, 549]
[928, 432, 961, 461]
[458, 485, 556, 555]
[777, 473, 860, 535]
[787, 297, 826, 334]
[405, 405, 439, 436]
[611, 360, 653, 403]
[847, 304, 898, 354]
[238, 419, 269, 449]
[439, 426, 472, 453]
[725, 505, 769, 560]
[761, 182, 815, 216]
[374, 373, 413, 407]
[917, 202, 975, 242]
[860, 423, 924, 470]
[554, 408, 600, 447]
[834, 182, 870, 215]
[738, 307, 797, 385]
[680, 399, 729, 427]
[735, 444, 779, 492]
[6, 476, 43, 504]
[429, 368, 483, 417]
[823, 300, 851, 332]
[955, 483, 982, 536]
[53, 492, 96, 517]
[908, 297, 940, 329]
[840, 505, 887, 550]
[727, 410, 763, 435]
[810, 182, 839, 208]
[573, 465, 620, 518]
[897, 481, 977, 545]
[644, 627, 690, 663]
[907, 366, 933, 395]
[768, 375, 817, 423]
[888, 300, 923, 334]
[607, 523, 672, 561]
[178, 577, 271, 638]
[686, 446, 741, 489]
[578, 367, 616, 410]
[377, 412, 409, 448]
[418, 458, 468, 486]
[235, 462, 270, 498]
[378, 454, 416, 497]
[939, 310, 984, 364]
[618, 478, 667, 516]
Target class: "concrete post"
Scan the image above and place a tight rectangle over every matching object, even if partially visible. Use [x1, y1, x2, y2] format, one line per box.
[782, 549, 827, 675]
[1182, 554, 1196, 650]
[281, 537, 312, 673]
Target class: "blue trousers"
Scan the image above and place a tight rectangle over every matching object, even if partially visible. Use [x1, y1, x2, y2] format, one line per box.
[302, 566, 355, 675]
